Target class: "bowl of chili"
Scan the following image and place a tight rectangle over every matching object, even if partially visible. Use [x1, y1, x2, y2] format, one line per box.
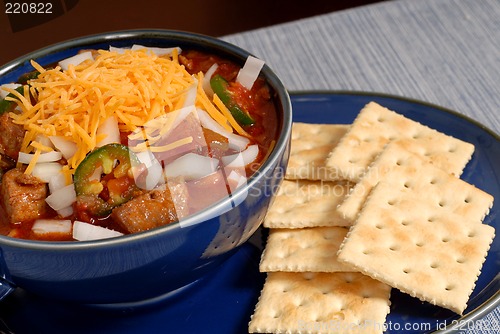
[0, 29, 292, 304]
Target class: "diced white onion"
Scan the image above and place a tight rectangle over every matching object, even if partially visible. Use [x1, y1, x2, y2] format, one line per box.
[35, 135, 54, 149]
[49, 136, 78, 160]
[0, 83, 21, 99]
[96, 116, 120, 147]
[48, 172, 67, 193]
[134, 151, 164, 190]
[182, 80, 198, 107]
[109, 46, 127, 54]
[32, 219, 72, 235]
[130, 45, 181, 56]
[31, 162, 63, 183]
[45, 183, 76, 211]
[202, 63, 218, 97]
[197, 108, 249, 150]
[17, 151, 62, 164]
[57, 206, 74, 218]
[164, 153, 218, 180]
[73, 221, 123, 241]
[227, 170, 247, 190]
[236, 56, 265, 90]
[171, 105, 197, 131]
[222, 145, 259, 167]
[58, 51, 93, 71]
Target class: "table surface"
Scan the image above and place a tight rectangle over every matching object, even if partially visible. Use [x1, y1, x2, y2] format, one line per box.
[223, 0, 500, 135]
[221, 0, 499, 332]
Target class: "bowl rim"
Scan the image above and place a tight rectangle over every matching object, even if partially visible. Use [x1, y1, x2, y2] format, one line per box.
[0, 29, 293, 250]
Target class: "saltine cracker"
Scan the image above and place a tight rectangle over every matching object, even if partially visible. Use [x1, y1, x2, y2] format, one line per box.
[325, 102, 474, 182]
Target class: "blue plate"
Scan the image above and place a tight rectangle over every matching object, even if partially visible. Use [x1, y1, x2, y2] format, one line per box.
[0, 92, 498, 333]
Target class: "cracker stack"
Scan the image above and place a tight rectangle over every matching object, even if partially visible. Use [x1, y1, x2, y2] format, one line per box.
[249, 122, 392, 334]
[249, 102, 495, 333]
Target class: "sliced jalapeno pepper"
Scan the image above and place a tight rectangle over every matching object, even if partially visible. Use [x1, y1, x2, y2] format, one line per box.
[210, 74, 255, 126]
[74, 143, 141, 216]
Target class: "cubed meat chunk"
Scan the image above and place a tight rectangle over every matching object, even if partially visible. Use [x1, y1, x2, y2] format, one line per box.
[0, 113, 25, 160]
[1, 168, 48, 224]
[111, 182, 189, 234]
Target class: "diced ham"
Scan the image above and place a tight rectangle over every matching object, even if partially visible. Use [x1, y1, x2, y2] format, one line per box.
[152, 112, 207, 164]
[111, 181, 189, 234]
[0, 168, 48, 224]
[186, 170, 230, 213]
[202, 127, 230, 160]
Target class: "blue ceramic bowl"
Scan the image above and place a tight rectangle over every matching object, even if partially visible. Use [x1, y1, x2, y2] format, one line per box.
[0, 30, 292, 304]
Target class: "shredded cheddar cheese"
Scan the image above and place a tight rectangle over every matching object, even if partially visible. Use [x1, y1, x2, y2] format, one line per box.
[212, 94, 251, 137]
[8, 49, 241, 174]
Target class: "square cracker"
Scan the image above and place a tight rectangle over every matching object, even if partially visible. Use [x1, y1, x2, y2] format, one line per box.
[260, 227, 352, 272]
[248, 272, 391, 334]
[264, 179, 352, 228]
[337, 172, 495, 314]
[338, 139, 479, 222]
[287, 123, 349, 180]
[325, 102, 474, 182]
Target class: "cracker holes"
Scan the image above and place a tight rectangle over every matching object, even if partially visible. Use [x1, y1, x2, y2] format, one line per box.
[271, 310, 282, 319]
[467, 230, 477, 238]
[389, 245, 400, 252]
[430, 262, 439, 269]
[411, 132, 422, 140]
[313, 314, 329, 323]
[362, 136, 373, 143]
[344, 274, 355, 283]
[448, 146, 457, 153]
[427, 216, 436, 223]
[387, 199, 396, 206]
[464, 196, 472, 204]
[438, 200, 446, 208]
[361, 249, 372, 256]
[429, 178, 438, 185]
[375, 224, 385, 230]
[303, 273, 315, 281]
[361, 291, 373, 299]
[445, 284, 455, 292]
[281, 284, 292, 293]
[441, 236, 451, 243]
[403, 268, 411, 274]
[415, 241, 425, 247]
[401, 220, 410, 227]
[294, 298, 308, 308]
[403, 181, 412, 189]
[456, 257, 466, 264]
[320, 288, 331, 295]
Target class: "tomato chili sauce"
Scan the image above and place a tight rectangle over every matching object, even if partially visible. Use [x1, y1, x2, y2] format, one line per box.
[180, 50, 278, 172]
[0, 48, 279, 241]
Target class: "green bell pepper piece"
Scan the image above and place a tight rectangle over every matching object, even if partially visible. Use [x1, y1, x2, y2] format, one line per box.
[0, 69, 44, 115]
[210, 74, 255, 126]
[0, 86, 25, 115]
